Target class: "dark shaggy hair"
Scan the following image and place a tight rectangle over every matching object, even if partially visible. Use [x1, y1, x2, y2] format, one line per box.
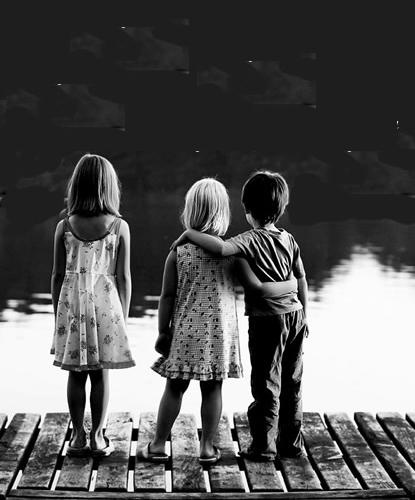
[241, 170, 289, 225]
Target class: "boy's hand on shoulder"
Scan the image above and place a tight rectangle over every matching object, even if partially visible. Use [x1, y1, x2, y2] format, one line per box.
[155, 331, 172, 357]
[170, 231, 188, 251]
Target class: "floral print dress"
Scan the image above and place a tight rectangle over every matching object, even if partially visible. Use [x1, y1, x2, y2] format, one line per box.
[51, 217, 135, 371]
[152, 243, 242, 380]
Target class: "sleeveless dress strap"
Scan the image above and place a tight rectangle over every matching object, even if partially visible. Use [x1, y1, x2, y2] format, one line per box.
[63, 216, 70, 232]
[112, 217, 122, 236]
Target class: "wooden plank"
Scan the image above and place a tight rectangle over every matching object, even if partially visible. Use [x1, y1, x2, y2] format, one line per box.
[170, 414, 206, 492]
[325, 412, 395, 489]
[233, 412, 283, 492]
[0, 413, 40, 499]
[0, 415, 7, 438]
[94, 412, 132, 492]
[208, 414, 244, 492]
[377, 412, 415, 469]
[279, 455, 322, 492]
[18, 413, 70, 489]
[6, 486, 409, 499]
[406, 413, 415, 429]
[56, 455, 93, 492]
[302, 412, 361, 490]
[355, 412, 415, 497]
[56, 413, 93, 491]
[134, 412, 165, 492]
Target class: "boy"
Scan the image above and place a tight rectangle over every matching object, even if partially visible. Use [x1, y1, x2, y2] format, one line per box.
[172, 171, 308, 461]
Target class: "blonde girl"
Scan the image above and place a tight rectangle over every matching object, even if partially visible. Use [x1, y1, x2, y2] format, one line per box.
[51, 154, 135, 457]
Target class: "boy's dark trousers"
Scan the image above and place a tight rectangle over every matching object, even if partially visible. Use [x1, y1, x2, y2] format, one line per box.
[247, 310, 307, 457]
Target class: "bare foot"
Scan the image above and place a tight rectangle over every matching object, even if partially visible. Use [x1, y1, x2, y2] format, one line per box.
[200, 443, 216, 458]
[90, 431, 106, 450]
[148, 441, 166, 455]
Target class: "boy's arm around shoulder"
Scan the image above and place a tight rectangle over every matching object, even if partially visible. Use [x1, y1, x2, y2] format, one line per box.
[172, 229, 237, 256]
[115, 219, 132, 321]
[156, 250, 178, 357]
[51, 220, 66, 317]
[234, 258, 297, 296]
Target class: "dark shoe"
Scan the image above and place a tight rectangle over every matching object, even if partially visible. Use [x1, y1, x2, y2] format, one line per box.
[199, 446, 221, 465]
[67, 440, 90, 457]
[239, 448, 276, 462]
[278, 448, 307, 459]
[67, 432, 90, 457]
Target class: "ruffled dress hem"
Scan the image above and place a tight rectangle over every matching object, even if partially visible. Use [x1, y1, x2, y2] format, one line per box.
[151, 358, 243, 380]
[53, 360, 136, 371]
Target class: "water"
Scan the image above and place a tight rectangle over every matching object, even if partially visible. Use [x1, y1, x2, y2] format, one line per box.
[1, 224, 415, 419]
[1, 153, 415, 418]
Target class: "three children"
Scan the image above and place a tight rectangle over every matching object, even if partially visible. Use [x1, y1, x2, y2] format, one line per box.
[52, 157, 308, 462]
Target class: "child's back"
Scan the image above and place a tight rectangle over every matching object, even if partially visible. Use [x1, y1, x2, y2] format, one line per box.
[52, 214, 135, 371]
[227, 226, 304, 316]
[152, 242, 242, 380]
[51, 153, 135, 457]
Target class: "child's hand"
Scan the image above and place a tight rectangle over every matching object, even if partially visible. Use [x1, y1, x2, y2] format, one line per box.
[304, 317, 310, 338]
[170, 231, 188, 251]
[155, 332, 172, 357]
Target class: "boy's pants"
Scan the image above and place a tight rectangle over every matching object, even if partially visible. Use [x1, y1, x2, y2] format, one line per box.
[247, 309, 307, 457]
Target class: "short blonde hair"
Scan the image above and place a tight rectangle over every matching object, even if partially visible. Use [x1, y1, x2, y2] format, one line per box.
[67, 154, 121, 216]
[181, 178, 230, 236]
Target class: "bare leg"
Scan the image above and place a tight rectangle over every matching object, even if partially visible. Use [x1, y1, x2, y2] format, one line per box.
[200, 380, 222, 457]
[89, 369, 110, 450]
[150, 378, 190, 454]
[67, 370, 88, 446]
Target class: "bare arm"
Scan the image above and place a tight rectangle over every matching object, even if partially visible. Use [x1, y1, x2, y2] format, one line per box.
[297, 277, 308, 318]
[234, 258, 297, 297]
[172, 229, 236, 256]
[115, 220, 132, 321]
[155, 251, 178, 356]
[158, 251, 177, 334]
[51, 220, 66, 318]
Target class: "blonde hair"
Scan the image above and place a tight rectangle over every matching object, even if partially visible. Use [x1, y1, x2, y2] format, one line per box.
[67, 154, 121, 216]
[181, 178, 230, 236]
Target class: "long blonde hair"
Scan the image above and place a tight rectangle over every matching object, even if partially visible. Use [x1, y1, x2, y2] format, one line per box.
[67, 154, 121, 216]
[181, 178, 230, 236]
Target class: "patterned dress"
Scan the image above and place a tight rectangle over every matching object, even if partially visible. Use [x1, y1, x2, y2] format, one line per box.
[152, 243, 242, 380]
[51, 217, 135, 371]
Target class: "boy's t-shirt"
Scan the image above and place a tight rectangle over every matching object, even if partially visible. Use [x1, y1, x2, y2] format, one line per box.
[227, 227, 305, 316]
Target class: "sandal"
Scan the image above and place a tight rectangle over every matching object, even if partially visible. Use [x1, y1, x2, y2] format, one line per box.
[67, 439, 90, 457]
[199, 445, 221, 465]
[91, 436, 114, 457]
[137, 442, 169, 463]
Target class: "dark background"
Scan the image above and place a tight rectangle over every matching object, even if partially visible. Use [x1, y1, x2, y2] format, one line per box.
[1, 4, 415, 312]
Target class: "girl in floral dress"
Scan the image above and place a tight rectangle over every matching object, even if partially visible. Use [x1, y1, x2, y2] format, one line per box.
[51, 154, 135, 457]
[137, 178, 296, 464]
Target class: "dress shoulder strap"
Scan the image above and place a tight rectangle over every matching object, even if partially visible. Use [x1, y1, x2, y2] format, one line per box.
[63, 216, 70, 232]
[111, 217, 122, 236]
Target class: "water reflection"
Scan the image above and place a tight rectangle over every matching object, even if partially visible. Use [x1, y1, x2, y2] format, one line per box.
[1, 152, 415, 414]
[2, 214, 415, 315]
[1, 246, 415, 416]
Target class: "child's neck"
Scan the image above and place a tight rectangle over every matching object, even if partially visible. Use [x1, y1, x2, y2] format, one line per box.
[250, 219, 276, 231]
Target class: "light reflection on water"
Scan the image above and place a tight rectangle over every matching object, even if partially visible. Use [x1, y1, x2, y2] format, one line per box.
[1, 247, 415, 420]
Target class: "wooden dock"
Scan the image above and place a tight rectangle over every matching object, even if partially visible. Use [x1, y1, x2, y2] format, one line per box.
[1, 411, 415, 499]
